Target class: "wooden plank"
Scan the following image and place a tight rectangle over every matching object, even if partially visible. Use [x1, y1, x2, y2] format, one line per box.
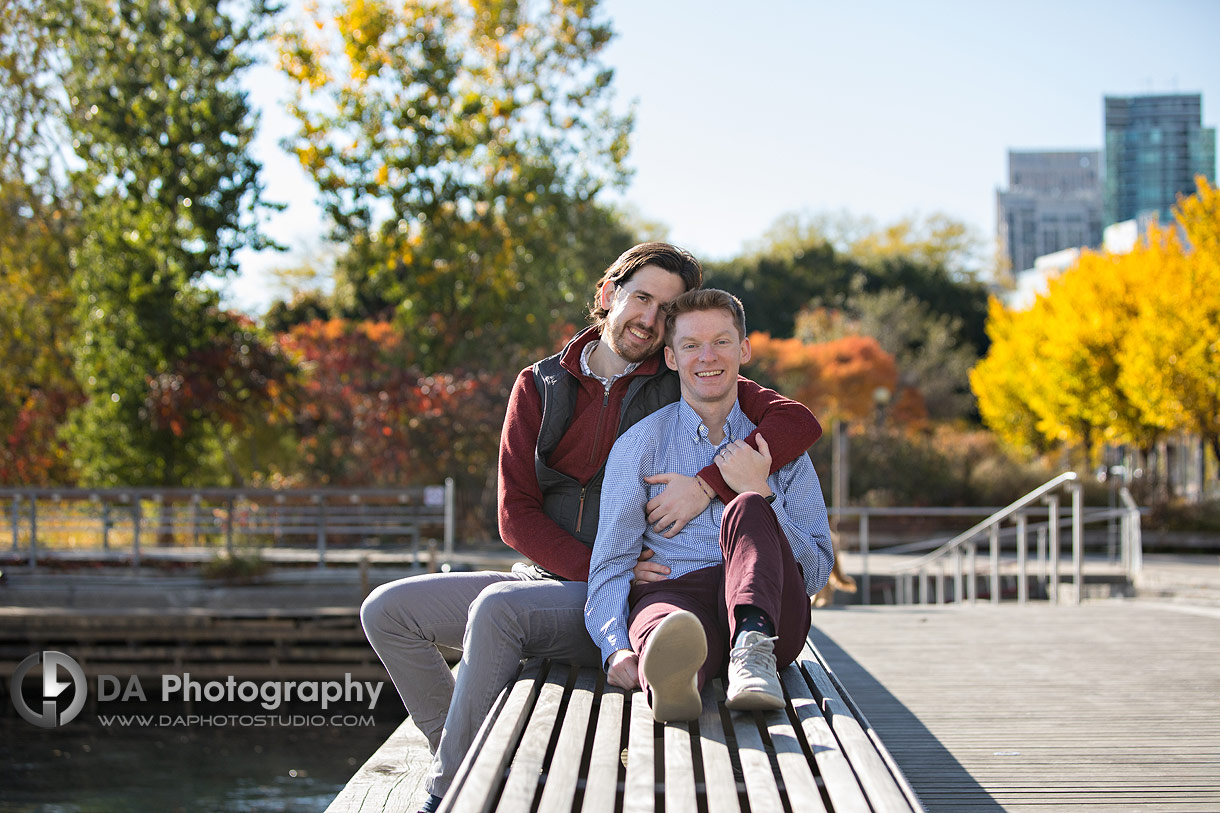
[663, 721, 697, 812]
[580, 682, 626, 813]
[781, 665, 870, 813]
[805, 639, 925, 812]
[536, 669, 597, 813]
[799, 652, 915, 813]
[440, 660, 546, 813]
[325, 717, 432, 812]
[758, 701, 827, 813]
[695, 683, 741, 813]
[495, 664, 570, 813]
[622, 690, 656, 813]
[728, 710, 784, 813]
[809, 603, 1220, 812]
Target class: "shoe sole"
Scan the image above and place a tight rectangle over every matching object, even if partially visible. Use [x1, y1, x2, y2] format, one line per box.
[640, 610, 707, 722]
[725, 686, 785, 711]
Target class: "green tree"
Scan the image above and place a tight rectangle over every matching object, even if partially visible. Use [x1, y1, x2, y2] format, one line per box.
[709, 213, 990, 354]
[797, 284, 979, 421]
[744, 209, 987, 281]
[279, 0, 634, 372]
[0, 0, 81, 483]
[706, 242, 858, 339]
[51, 0, 284, 486]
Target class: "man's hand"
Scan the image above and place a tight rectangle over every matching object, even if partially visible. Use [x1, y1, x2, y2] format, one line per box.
[714, 435, 773, 497]
[606, 649, 640, 689]
[632, 548, 671, 584]
[643, 472, 712, 538]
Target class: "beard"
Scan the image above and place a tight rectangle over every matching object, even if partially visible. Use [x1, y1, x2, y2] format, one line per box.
[603, 318, 662, 363]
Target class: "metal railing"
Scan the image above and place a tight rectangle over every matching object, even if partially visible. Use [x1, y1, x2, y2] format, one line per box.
[2, 481, 455, 569]
[882, 472, 1143, 606]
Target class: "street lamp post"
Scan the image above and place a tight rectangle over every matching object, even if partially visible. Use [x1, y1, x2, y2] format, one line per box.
[831, 418, 848, 533]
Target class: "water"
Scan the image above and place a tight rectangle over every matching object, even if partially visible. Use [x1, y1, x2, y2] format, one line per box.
[0, 700, 404, 812]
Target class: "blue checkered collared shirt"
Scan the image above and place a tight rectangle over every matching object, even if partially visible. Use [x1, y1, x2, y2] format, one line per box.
[584, 398, 834, 665]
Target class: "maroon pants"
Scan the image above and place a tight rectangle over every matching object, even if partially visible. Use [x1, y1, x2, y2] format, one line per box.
[627, 493, 811, 697]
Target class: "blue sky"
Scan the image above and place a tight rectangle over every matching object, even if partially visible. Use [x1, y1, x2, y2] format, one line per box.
[223, 0, 1220, 313]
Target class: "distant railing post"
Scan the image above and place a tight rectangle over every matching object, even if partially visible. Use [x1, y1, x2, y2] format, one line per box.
[152, 493, 163, 546]
[1071, 483, 1084, 605]
[28, 493, 38, 568]
[1046, 495, 1060, 605]
[967, 541, 977, 604]
[918, 568, 928, 605]
[11, 494, 21, 551]
[131, 498, 141, 569]
[989, 524, 1000, 604]
[101, 499, 111, 550]
[444, 477, 455, 557]
[1016, 513, 1028, 605]
[225, 496, 235, 557]
[1120, 488, 1143, 576]
[1037, 525, 1048, 589]
[191, 493, 201, 548]
[936, 562, 945, 605]
[953, 548, 964, 604]
[274, 494, 285, 545]
[316, 495, 327, 568]
[859, 510, 870, 606]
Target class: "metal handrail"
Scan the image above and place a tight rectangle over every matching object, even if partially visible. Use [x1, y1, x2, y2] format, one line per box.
[894, 471, 1078, 574]
[2, 482, 455, 569]
[1119, 486, 1143, 575]
[880, 474, 1146, 607]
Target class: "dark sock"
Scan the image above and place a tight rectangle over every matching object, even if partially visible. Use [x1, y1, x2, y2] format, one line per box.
[733, 605, 775, 644]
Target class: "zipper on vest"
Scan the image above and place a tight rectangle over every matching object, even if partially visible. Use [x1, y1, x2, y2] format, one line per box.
[588, 385, 611, 466]
[576, 484, 588, 533]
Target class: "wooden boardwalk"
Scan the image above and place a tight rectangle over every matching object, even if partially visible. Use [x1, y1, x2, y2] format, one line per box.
[809, 600, 1220, 811]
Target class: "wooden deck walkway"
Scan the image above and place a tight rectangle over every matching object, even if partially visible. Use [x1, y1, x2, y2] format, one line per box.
[809, 600, 1220, 811]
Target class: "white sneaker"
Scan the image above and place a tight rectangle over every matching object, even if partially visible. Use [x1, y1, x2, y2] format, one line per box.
[725, 631, 785, 711]
[640, 610, 707, 722]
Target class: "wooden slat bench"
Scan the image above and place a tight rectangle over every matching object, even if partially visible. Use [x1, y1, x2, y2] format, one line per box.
[433, 637, 924, 813]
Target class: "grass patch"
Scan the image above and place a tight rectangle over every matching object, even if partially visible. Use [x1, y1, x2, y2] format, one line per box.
[199, 551, 271, 584]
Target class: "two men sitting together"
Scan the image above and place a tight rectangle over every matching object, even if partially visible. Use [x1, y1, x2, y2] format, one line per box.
[361, 243, 833, 813]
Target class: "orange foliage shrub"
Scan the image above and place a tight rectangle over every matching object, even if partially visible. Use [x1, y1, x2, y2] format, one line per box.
[749, 332, 899, 423]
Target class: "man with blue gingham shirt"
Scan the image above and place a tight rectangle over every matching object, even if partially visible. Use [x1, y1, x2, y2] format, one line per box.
[585, 289, 834, 721]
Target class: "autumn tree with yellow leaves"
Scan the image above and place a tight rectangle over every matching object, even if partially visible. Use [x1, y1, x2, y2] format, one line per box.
[972, 178, 1220, 476]
[1118, 181, 1220, 467]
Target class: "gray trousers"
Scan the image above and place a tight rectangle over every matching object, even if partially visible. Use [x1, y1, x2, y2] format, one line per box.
[360, 568, 603, 797]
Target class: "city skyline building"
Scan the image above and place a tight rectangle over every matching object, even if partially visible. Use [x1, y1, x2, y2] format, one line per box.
[1103, 93, 1216, 226]
[996, 150, 1103, 274]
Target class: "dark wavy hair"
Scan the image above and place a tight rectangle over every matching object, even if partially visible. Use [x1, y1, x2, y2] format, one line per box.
[587, 242, 703, 330]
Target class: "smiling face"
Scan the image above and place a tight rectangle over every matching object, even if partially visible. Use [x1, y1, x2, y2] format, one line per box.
[599, 264, 689, 364]
[663, 307, 752, 409]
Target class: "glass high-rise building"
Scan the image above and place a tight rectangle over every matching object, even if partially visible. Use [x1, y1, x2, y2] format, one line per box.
[1104, 94, 1216, 226]
[997, 151, 1102, 273]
